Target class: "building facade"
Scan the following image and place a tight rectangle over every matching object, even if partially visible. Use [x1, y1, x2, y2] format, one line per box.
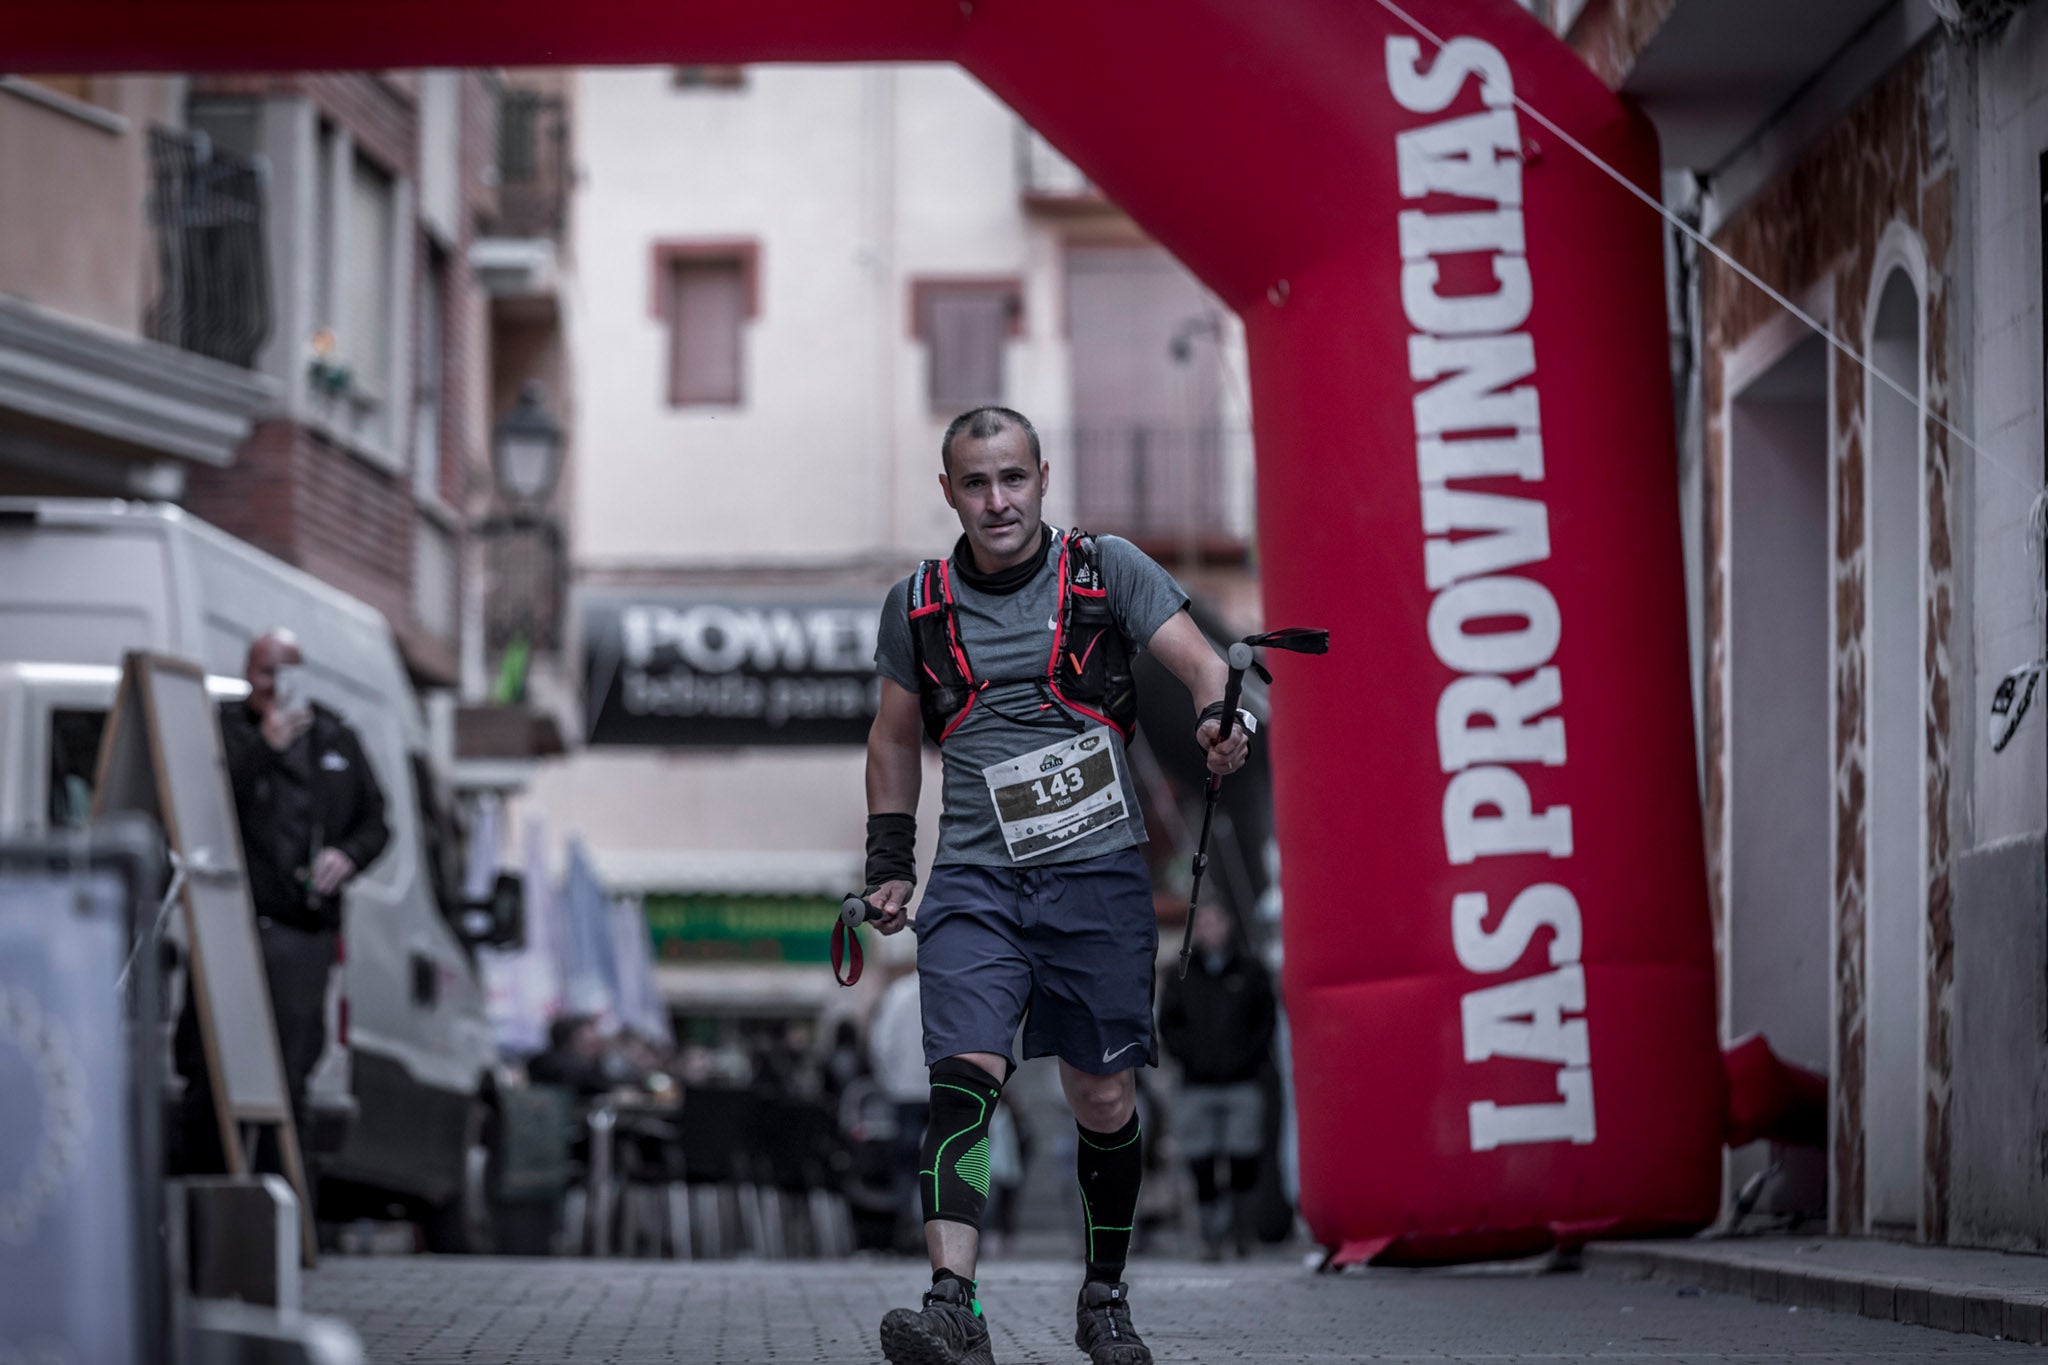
[1565, 0, 2048, 1248]
[510, 63, 1258, 1026]
[172, 71, 508, 688]
[0, 75, 272, 501]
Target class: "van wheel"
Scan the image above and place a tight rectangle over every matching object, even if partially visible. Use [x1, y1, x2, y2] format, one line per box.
[423, 1101, 496, 1254]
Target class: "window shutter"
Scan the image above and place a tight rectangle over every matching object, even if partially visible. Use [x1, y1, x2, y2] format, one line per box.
[927, 287, 1010, 412]
[670, 258, 746, 406]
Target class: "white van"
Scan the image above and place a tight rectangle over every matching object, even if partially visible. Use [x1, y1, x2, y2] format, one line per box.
[0, 498, 509, 1249]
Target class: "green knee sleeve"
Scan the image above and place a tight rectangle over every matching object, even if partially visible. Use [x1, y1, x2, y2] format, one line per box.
[920, 1057, 1005, 1229]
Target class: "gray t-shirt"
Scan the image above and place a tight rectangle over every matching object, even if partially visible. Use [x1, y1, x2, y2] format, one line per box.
[875, 529, 1190, 867]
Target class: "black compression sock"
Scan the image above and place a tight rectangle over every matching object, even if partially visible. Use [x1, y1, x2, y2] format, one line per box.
[1075, 1111, 1142, 1284]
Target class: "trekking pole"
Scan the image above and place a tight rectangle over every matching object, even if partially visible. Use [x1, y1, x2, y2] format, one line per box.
[1178, 627, 1330, 980]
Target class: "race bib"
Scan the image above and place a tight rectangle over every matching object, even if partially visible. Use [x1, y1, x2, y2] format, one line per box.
[982, 726, 1129, 861]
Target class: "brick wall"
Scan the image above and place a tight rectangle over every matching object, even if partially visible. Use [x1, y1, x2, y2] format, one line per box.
[1697, 46, 1957, 1240]
[440, 71, 497, 509]
[184, 418, 415, 631]
[1567, 0, 1678, 89]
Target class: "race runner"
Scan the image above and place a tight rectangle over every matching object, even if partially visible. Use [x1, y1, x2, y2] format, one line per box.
[862, 405, 1250, 1365]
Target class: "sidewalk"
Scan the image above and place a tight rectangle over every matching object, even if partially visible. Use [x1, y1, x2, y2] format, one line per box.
[1583, 1235, 2048, 1346]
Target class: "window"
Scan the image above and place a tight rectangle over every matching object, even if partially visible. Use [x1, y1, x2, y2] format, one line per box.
[912, 279, 1023, 414]
[342, 153, 397, 404]
[47, 709, 107, 831]
[312, 119, 338, 332]
[653, 243, 758, 408]
[671, 66, 747, 91]
[414, 246, 447, 501]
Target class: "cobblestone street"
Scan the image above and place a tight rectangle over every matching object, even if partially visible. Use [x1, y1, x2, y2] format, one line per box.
[305, 1254, 2046, 1363]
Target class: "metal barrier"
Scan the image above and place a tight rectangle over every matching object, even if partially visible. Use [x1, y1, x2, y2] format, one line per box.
[0, 822, 165, 1364]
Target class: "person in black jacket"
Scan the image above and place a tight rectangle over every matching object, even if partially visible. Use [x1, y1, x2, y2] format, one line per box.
[1157, 901, 1275, 1259]
[173, 629, 391, 1172]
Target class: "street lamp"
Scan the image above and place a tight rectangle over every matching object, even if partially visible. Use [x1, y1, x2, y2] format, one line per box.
[491, 380, 563, 514]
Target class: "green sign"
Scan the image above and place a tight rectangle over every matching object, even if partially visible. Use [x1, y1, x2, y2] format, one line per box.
[642, 892, 850, 965]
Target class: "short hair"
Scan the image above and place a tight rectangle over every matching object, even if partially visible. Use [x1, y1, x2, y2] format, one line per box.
[941, 406, 1041, 471]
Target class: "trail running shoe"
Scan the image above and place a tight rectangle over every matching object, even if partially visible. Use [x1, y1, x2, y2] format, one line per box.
[879, 1274, 996, 1365]
[1074, 1280, 1152, 1365]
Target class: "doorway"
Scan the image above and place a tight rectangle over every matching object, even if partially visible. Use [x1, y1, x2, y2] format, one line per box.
[1726, 332, 1831, 1219]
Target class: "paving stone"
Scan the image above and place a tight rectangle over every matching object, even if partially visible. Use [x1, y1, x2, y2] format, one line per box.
[305, 1252, 2048, 1363]
[2002, 1297, 2044, 1345]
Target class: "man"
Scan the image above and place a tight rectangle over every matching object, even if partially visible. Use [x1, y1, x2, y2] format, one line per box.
[1157, 901, 1277, 1260]
[176, 629, 389, 1170]
[863, 406, 1248, 1365]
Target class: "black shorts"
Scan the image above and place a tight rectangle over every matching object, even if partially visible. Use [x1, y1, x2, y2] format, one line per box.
[914, 846, 1158, 1075]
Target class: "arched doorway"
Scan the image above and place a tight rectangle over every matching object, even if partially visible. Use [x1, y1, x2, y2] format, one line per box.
[1863, 262, 1927, 1236]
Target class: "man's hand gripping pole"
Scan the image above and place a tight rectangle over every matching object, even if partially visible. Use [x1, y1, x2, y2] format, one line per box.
[832, 893, 883, 987]
[1177, 626, 1330, 980]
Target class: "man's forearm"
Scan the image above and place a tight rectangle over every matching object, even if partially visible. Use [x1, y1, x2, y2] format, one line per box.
[865, 735, 922, 816]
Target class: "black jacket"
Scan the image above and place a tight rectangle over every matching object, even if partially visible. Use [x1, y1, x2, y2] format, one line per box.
[1157, 945, 1277, 1086]
[219, 700, 391, 931]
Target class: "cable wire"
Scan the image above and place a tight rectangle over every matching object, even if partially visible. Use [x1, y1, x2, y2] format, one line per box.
[1368, 0, 2040, 496]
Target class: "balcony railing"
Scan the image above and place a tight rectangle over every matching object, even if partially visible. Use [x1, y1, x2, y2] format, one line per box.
[490, 89, 570, 239]
[145, 126, 271, 369]
[1050, 422, 1251, 551]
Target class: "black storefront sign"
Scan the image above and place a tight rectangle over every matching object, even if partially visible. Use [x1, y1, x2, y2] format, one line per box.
[583, 594, 883, 746]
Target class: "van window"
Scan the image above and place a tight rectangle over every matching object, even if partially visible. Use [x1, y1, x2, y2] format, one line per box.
[49, 708, 108, 829]
[410, 754, 465, 930]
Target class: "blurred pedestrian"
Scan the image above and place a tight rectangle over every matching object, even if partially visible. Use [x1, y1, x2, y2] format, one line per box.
[526, 1014, 611, 1097]
[869, 961, 928, 1252]
[980, 1095, 1029, 1256]
[823, 1016, 870, 1100]
[175, 628, 389, 1173]
[1157, 902, 1275, 1260]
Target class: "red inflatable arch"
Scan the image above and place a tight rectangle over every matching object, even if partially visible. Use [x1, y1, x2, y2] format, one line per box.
[3, 0, 1722, 1261]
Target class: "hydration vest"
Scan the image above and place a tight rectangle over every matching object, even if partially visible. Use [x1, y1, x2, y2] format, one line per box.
[908, 528, 1138, 746]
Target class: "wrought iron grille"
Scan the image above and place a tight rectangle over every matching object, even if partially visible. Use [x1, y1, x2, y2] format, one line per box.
[145, 126, 271, 368]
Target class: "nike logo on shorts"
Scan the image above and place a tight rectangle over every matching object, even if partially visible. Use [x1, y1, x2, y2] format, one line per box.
[1102, 1041, 1143, 1064]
